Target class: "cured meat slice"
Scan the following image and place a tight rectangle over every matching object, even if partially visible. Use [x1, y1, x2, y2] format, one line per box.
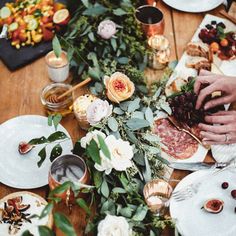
[154, 118, 198, 159]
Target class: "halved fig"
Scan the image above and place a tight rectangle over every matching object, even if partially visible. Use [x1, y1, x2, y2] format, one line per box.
[203, 199, 224, 214]
[53, 9, 70, 25]
[16, 203, 30, 212]
[18, 142, 34, 154]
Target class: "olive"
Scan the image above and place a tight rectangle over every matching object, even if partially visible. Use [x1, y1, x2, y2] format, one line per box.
[221, 182, 229, 189]
[231, 190, 236, 199]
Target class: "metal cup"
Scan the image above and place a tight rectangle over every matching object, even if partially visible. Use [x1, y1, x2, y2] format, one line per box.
[48, 154, 90, 203]
[135, 5, 165, 37]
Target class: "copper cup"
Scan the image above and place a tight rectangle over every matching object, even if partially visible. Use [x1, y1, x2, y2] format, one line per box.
[48, 154, 90, 203]
[135, 5, 165, 37]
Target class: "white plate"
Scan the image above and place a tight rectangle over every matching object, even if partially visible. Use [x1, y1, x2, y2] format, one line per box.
[0, 115, 73, 189]
[162, 0, 224, 13]
[170, 168, 236, 236]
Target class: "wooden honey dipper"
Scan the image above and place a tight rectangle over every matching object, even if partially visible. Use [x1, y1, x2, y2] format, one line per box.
[47, 77, 92, 103]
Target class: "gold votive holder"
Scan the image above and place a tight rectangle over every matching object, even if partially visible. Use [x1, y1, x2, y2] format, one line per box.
[40, 83, 73, 116]
[148, 35, 170, 70]
[73, 94, 97, 130]
[143, 179, 173, 215]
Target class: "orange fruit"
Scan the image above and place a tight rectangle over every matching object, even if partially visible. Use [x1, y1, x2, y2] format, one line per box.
[210, 42, 219, 53]
[220, 38, 228, 47]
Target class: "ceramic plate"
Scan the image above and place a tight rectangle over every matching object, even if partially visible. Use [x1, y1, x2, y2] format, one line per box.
[170, 168, 236, 236]
[0, 115, 73, 189]
[162, 0, 224, 13]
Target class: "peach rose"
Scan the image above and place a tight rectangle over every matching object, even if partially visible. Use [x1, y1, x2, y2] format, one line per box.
[104, 72, 135, 103]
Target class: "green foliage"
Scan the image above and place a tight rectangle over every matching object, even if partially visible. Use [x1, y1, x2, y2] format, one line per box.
[52, 36, 62, 58]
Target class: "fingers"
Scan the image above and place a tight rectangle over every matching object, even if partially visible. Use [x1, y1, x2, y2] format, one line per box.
[195, 83, 219, 109]
[213, 110, 236, 116]
[199, 123, 232, 134]
[204, 95, 233, 110]
[199, 69, 215, 76]
[205, 114, 235, 124]
[201, 131, 225, 142]
[194, 75, 218, 96]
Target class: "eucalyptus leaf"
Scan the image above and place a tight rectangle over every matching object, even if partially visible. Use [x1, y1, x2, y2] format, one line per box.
[39, 202, 54, 219]
[87, 139, 101, 164]
[49, 181, 71, 198]
[131, 111, 144, 120]
[119, 207, 134, 218]
[95, 82, 103, 93]
[112, 187, 126, 194]
[50, 144, 62, 162]
[101, 179, 109, 198]
[119, 101, 130, 111]
[113, 8, 127, 16]
[29, 136, 48, 145]
[145, 107, 154, 126]
[76, 198, 91, 215]
[153, 87, 162, 99]
[126, 118, 150, 131]
[143, 134, 160, 143]
[128, 98, 140, 113]
[132, 205, 148, 221]
[83, 4, 108, 16]
[98, 135, 111, 159]
[54, 213, 77, 236]
[113, 107, 124, 115]
[48, 131, 68, 142]
[52, 114, 62, 131]
[48, 115, 53, 127]
[88, 32, 95, 42]
[22, 231, 34, 236]
[52, 36, 62, 58]
[124, 127, 138, 144]
[116, 57, 129, 64]
[143, 154, 151, 183]
[88, 52, 99, 67]
[81, 0, 89, 8]
[88, 67, 100, 80]
[67, 48, 74, 62]
[37, 147, 46, 168]
[160, 103, 172, 115]
[111, 38, 117, 51]
[38, 226, 55, 236]
[107, 117, 118, 132]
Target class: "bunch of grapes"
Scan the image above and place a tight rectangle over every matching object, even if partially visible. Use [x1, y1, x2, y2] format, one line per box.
[167, 91, 205, 127]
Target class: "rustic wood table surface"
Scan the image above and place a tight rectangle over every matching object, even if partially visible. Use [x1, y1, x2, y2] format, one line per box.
[0, 1, 230, 235]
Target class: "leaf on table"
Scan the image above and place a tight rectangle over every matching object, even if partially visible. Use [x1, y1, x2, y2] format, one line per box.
[101, 179, 109, 198]
[88, 66, 101, 81]
[107, 117, 118, 132]
[67, 48, 74, 62]
[37, 147, 46, 168]
[87, 139, 101, 164]
[38, 226, 55, 236]
[112, 187, 126, 194]
[128, 98, 140, 113]
[116, 57, 129, 64]
[88, 32, 95, 42]
[132, 205, 148, 221]
[52, 35, 62, 58]
[22, 230, 34, 236]
[76, 198, 91, 216]
[131, 111, 144, 120]
[97, 135, 111, 159]
[93, 171, 103, 188]
[145, 107, 154, 126]
[83, 4, 108, 16]
[29, 136, 48, 145]
[113, 107, 124, 115]
[126, 118, 150, 131]
[48, 131, 68, 142]
[143, 154, 151, 183]
[39, 202, 54, 219]
[81, 0, 89, 8]
[119, 206, 134, 218]
[124, 127, 138, 144]
[119, 101, 131, 111]
[113, 8, 127, 16]
[50, 144, 62, 162]
[54, 213, 77, 236]
[49, 181, 71, 198]
[143, 133, 160, 143]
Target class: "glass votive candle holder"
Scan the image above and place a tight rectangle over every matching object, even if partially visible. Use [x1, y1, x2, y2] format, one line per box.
[48, 154, 90, 203]
[73, 94, 97, 130]
[45, 50, 69, 83]
[148, 35, 170, 69]
[143, 179, 173, 215]
[40, 83, 73, 116]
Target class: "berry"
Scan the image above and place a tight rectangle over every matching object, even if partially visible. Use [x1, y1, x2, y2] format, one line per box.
[211, 20, 217, 25]
[231, 190, 236, 199]
[220, 39, 229, 47]
[217, 22, 226, 29]
[221, 182, 229, 189]
[210, 42, 220, 53]
[206, 24, 213, 30]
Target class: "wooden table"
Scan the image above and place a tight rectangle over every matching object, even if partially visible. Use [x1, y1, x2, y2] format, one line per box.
[0, 1, 228, 235]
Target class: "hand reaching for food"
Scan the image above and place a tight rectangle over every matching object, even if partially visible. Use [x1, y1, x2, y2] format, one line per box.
[199, 110, 236, 145]
[194, 70, 236, 110]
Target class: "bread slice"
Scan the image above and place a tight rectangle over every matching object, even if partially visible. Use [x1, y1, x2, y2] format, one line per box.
[165, 77, 188, 96]
[186, 56, 211, 71]
[186, 41, 213, 62]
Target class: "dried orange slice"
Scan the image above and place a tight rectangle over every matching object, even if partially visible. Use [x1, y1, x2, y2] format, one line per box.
[53, 9, 70, 25]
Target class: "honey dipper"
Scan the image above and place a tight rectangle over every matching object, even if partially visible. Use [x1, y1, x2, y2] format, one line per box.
[47, 78, 92, 103]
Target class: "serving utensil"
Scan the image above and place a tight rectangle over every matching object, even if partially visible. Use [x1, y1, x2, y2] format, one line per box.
[167, 116, 208, 148]
[0, 24, 8, 39]
[47, 78, 91, 103]
[219, 10, 236, 25]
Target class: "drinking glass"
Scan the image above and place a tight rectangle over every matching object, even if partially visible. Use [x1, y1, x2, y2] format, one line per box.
[143, 179, 173, 215]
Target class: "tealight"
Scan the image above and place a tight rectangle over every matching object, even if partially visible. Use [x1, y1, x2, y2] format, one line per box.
[148, 35, 170, 69]
[45, 50, 69, 83]
[73, 94, 97, 130]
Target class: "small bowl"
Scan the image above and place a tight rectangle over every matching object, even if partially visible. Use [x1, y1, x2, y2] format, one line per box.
[40, 83, 73, 116]
[48, 154, 90, 202]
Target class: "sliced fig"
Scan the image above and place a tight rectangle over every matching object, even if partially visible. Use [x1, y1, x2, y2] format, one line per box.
[203, 199, 224, 214]
[16, 203, 30, 212]
[18, 142, 34, 154]
[231, 190, 236, 199]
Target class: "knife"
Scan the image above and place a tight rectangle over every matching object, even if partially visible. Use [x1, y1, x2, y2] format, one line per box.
[168, 162, 228, 171]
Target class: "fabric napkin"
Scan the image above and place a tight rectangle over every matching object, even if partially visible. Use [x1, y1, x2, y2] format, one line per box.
[211, 144, 236, 162]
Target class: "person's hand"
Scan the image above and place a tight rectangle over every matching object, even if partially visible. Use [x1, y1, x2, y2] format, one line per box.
[199, 110, 236, 145]
[194, 70, 236, 110]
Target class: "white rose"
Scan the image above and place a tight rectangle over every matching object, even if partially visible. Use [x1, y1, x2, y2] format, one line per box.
[97, 20, 117, 39]
[80, 130, 106, 148]
[97, 215, 131, 236]
[86, 99, 113, 125]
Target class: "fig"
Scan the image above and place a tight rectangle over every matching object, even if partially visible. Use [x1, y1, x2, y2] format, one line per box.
[203, 199, 224, 214]
[231, 190, 236, 199]
[18, 142, 34, 154]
